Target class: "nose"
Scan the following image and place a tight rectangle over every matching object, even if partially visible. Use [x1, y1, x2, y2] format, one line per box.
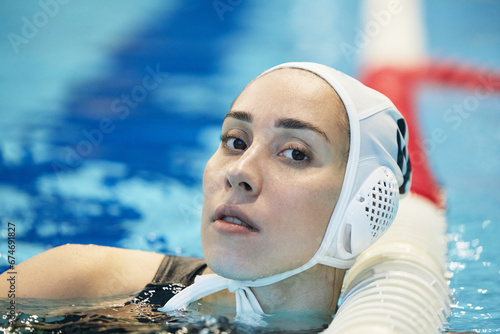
[225, 147, 262, 197]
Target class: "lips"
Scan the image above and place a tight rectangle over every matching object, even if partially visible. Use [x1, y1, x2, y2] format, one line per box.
[213, 205, 260, 232]
[221, 216, 252, 228]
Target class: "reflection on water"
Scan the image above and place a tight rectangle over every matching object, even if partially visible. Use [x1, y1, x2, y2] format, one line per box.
[1, 285, 326, 334]
[2, 287, 236, 333]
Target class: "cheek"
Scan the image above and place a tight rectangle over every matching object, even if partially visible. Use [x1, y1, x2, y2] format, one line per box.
[201, 156, 220, 230]
[257, 175, 341, 272]
[201, 151, 229, 238]
[202, 152, 226, 199]
[269, 170, 343, 247]
[291, 189, 335, 234]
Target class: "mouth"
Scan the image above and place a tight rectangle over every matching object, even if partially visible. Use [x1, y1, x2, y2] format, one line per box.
[220, 216, 252, 228]
[213, 205, 260, 233]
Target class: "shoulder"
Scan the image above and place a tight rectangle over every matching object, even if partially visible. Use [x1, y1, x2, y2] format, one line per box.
[0, 244, 164, 299]
[152, 254, 206, 286]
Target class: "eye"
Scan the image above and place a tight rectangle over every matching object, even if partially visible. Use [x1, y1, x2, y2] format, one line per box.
[281, 148, 308, 161]
[228, 138, 247, 150]
[222, 135, 247, 150]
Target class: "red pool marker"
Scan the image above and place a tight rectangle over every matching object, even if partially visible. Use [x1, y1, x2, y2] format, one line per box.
[361, 64, 500, 208]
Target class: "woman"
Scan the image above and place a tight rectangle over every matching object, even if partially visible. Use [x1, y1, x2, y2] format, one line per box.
[0, 62, 410, 329]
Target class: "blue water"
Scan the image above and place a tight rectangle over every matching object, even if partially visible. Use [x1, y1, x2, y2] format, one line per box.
[0, 1, 499, 332]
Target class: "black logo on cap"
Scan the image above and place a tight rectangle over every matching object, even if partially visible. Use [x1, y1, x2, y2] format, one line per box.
[396, 118, 411, 194]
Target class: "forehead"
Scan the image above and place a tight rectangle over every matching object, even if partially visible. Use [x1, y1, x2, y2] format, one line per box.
[231, 68, 344, 127]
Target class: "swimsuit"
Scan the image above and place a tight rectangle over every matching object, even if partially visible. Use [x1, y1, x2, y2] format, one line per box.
[151, 255, 206, 286]
[136, 255, 206, 308]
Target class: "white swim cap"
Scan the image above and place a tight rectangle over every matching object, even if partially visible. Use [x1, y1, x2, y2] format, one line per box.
[159, 62, 412, 324]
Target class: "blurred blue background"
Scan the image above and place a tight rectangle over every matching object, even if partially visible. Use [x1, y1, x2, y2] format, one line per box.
[0, 1, 499, 332]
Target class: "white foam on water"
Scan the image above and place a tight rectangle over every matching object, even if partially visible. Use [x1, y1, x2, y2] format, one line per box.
[35, 160, 203, 256]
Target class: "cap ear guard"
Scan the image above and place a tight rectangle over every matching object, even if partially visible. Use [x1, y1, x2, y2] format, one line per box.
[339, 166, 399, 258]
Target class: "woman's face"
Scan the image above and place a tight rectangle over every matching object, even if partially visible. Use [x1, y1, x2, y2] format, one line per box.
[201, 68, 349, 280]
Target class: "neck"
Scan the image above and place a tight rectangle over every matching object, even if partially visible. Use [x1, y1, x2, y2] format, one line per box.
[201, 264, 345, 318]
[251, 264, 345, 315]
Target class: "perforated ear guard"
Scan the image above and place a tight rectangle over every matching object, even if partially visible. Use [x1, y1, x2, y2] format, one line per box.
[339, 166, 399, 258]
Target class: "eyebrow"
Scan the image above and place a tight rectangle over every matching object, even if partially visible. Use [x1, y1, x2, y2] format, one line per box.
[275, 118, 330, 143]
[223, 110, 252, 123]
[224, 110, 330, 143]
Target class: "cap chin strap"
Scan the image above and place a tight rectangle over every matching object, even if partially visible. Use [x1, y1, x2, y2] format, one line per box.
[158, 255, 324, 326]
[158, 245, 356, 326]
[158, 274, 268, 326]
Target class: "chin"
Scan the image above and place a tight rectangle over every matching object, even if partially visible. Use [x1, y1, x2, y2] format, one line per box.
[203, 246, 278, 281]
[204, 247, 300, 281]
[211, 264, 256, 281]
[204, 252, 258, 280]
[201, 229, 265, 280]
[201, 228, 309, 281]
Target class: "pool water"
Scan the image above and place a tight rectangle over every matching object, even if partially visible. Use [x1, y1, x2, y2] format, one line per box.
[1, 1, 499, 332]
[1, 285, 328, 333]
